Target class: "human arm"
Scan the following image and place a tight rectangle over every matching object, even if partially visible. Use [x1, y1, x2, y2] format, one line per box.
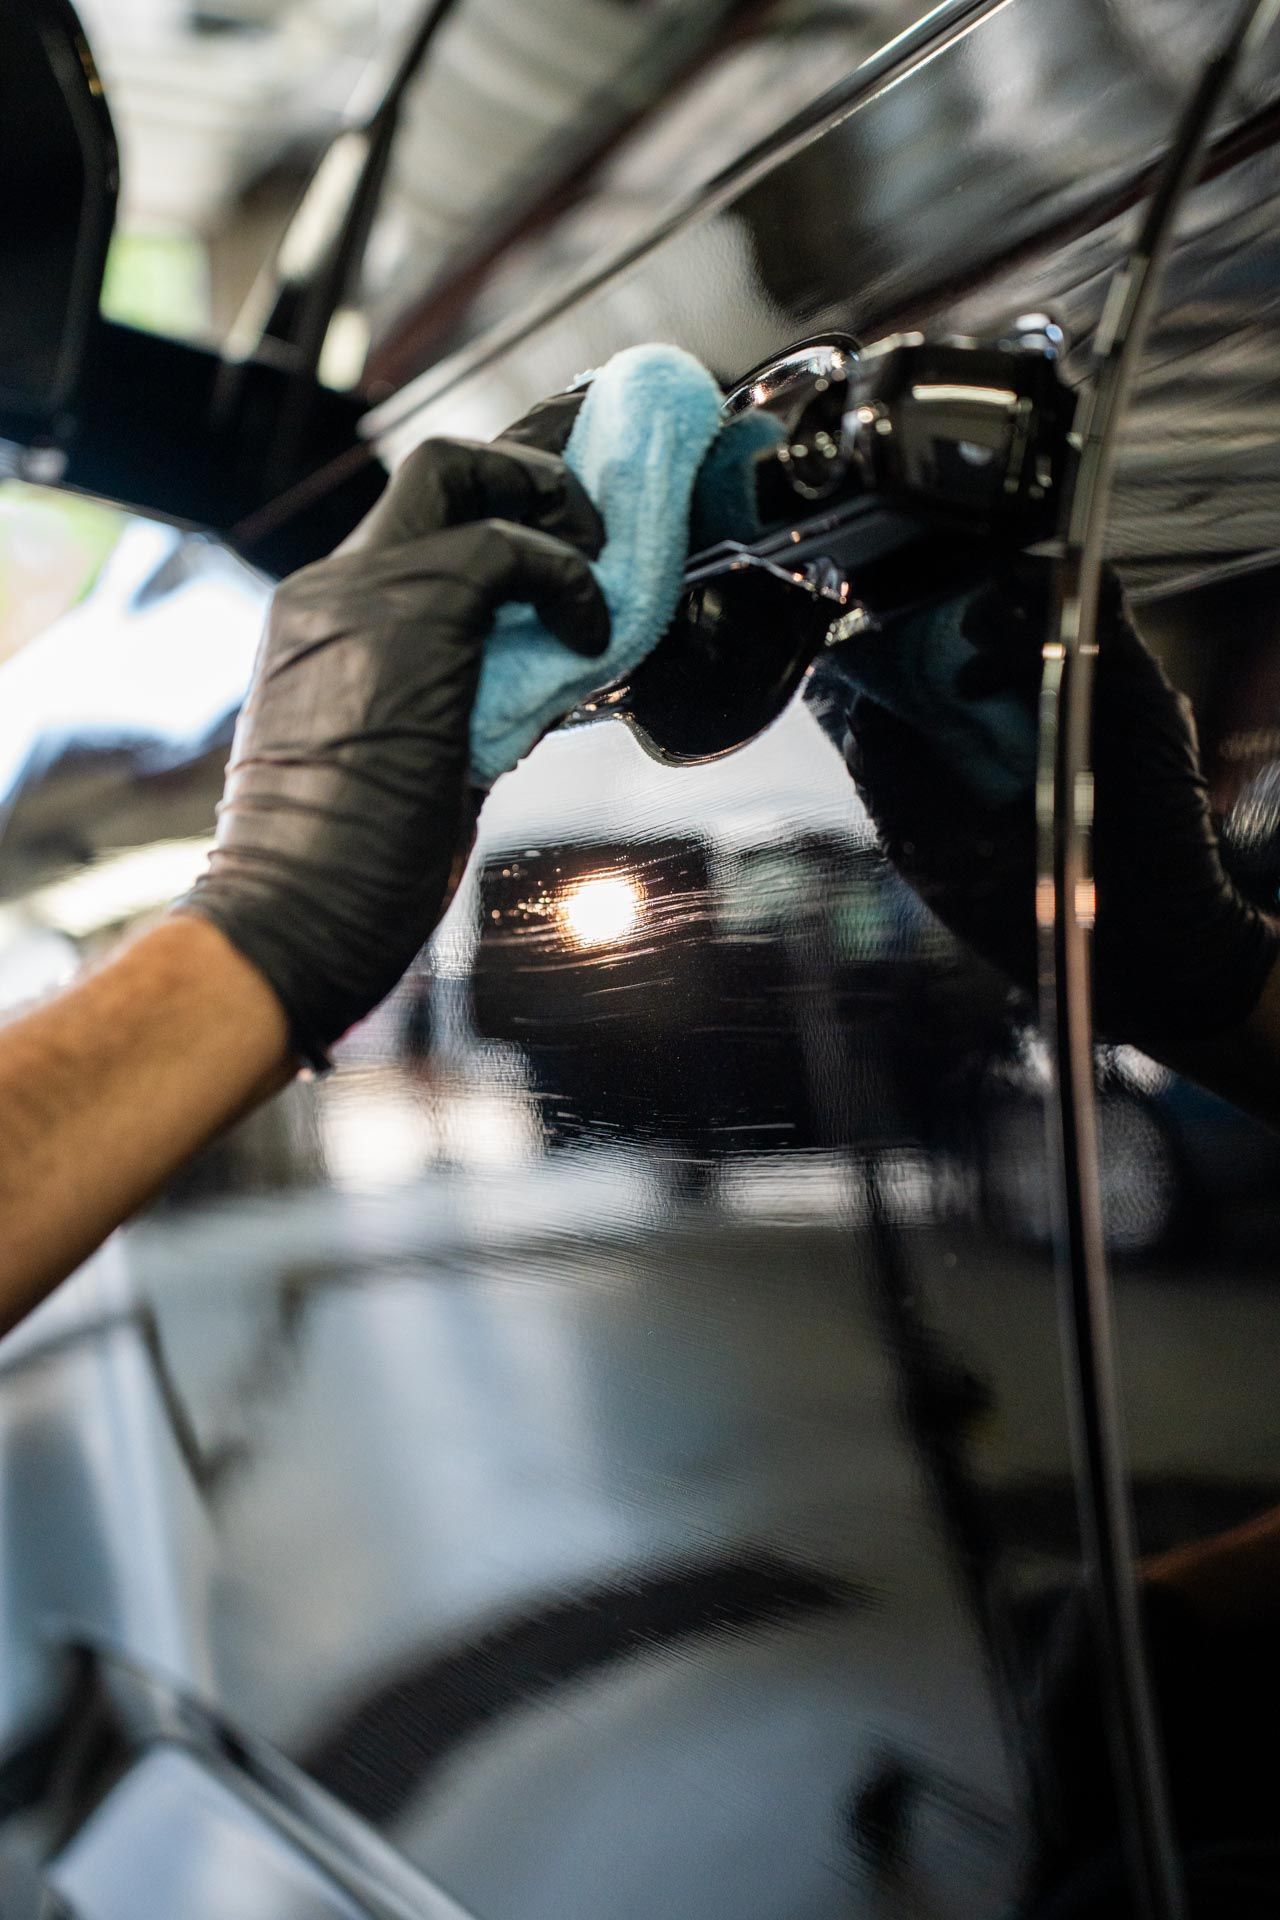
[824, 564, 1280, 1124]
[0, 423, 607, 1324]
[0, 916, 290, 1331]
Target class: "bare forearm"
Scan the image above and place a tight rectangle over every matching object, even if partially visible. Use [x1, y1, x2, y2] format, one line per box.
[0, 915, 293, 1330]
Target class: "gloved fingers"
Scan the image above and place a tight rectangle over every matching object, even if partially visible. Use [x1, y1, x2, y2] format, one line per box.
[442, 517, 612, 659]
[496, 388, 587, 455]
[266, 520, 609, 662]
[954, 560, 1162, 712]
[844, 696, 961, 850]
[983, 570, 1205, 793]
[485, 438, 604, 554]
[955, 558, 1056, 703]
[1092, 583, 1187, 710]
[846, 693, 1038, 989]
[351, 434, 604, 557]
[844, 690, 1025, 879]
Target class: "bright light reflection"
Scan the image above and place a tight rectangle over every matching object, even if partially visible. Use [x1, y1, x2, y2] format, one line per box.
[28, 838, 214, 938]
[559, 875, 642, 948]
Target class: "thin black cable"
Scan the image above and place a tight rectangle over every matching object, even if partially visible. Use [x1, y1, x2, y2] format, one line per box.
[1036, 5, 1280, 1919]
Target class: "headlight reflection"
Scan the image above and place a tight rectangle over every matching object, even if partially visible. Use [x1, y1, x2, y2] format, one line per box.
[558, 874, 643, 948]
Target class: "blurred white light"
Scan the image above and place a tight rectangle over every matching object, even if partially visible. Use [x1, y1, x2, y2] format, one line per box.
[0, 519, 266, 811]
[1111, 1045, 1173, 1096]
[27, 839, 213, 938]
[435, 1088, 540, 1169]
[321, 1081, 429, 1191]
[0, 917, 79, 1012]
[275, 130, 370, 282]
[318, 305, 372, 391]
[320, 1077, 539, 1190]
[558, 875, 641, 948]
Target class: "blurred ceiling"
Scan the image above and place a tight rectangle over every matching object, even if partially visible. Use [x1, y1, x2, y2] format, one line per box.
[72, 0, 951, 364]
[74, 0, 416, 233]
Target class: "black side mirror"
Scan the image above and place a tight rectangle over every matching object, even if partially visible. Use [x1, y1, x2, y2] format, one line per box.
[0, 0, 118, 471]
[0, 0, 389, 577]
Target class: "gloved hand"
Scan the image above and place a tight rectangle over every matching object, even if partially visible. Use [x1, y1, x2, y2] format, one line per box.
[837, 563, 1280, 1055]
[495, 387, 586, 454]
[178, 431, 608, 1064]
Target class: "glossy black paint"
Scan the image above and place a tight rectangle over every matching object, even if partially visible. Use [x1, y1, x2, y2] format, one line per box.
[66, 320, 386, 577]
[2, 3, 1280, 1918]
[0, 4, 386, 573]
[0, 0, 117, 436]
[372, 0, 1280, 597]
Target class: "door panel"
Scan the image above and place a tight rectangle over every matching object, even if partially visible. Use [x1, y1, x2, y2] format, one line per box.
[115, 697, 1074, 1917]
[372, 0, 1280, 607]
[1092, 570, 1280, 1906]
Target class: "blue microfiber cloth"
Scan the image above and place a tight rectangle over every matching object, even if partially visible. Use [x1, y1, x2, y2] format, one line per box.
[470, 344, 774, 789]
[689, 405, 787, 551]
[808, 590, 1039, 806]
[468, 342, 1034, 802]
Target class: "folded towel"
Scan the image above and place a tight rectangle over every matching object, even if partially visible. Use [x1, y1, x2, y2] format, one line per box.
[688, 406, 787, 551]
[469, 345, 721, 787]
[468, 339, 1036, 803]
[807, 589, 1038, 806]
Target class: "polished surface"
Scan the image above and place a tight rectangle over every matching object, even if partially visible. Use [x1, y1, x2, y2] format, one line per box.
[50, 1748, 377, 1920]
[355, 1, 967, 386]
[0, 0, 118, 433]
[372, 0, 1280, 604]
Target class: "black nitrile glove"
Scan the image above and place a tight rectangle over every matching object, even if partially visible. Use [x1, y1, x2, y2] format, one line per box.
[178, 433, 609, 1063]
[496, 387, 586, 455]
[839, 564, 1279, 1055]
